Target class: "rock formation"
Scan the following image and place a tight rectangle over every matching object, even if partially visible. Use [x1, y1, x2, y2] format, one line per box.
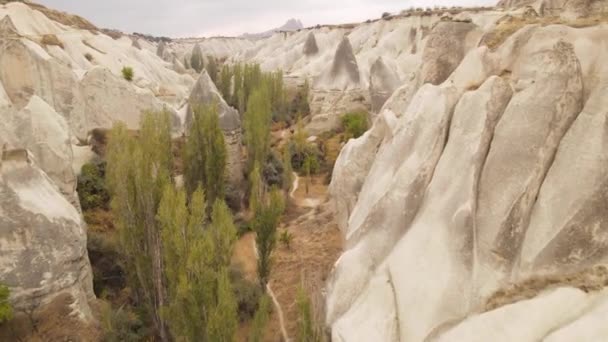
[369, 57, 400, 112]
[330, 36, 361, 85]
[327, 15, 608, 342]
[303, 32, 319, 56]
[0, 151, 94, 319]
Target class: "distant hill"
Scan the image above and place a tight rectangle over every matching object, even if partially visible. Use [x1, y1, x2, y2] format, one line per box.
[241, 18, 303, 39]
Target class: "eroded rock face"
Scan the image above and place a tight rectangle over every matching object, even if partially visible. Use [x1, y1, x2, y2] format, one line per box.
[330, 36, 360, 85]
[0, 154, 94, 319]
[369, 57, 400, 112]
[81, 67, 177, 132]
[420, 21, 477, 86]
[303, 32, 319, 56]
[328, 24, 608, 341]
[186, 70, 243, 193]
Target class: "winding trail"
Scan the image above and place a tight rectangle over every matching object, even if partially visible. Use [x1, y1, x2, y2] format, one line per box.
[250, 238, 291, 342]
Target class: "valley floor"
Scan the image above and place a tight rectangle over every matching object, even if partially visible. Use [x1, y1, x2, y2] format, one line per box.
[233, 173, 342, 341]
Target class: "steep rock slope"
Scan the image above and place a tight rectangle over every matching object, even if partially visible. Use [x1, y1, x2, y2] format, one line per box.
[0, 151, 94, 320]
[328, 8, 608, 341]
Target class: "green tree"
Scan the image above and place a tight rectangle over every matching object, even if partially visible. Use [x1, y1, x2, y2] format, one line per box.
[106, 111, 173, 341]
[206, 269, 238, 342]
[191, 44, 204, 73]
[244, 88, 272, 172]
[249, 295, 271, 342]
[282, 147, 293, 194]
[183, 104, 227, 206]
[0, 284, 12, 324]
[296, 286, 318, 342]
[248, 162, 263, 214]
[219, 65, 233, 103]
[303, 154, 319, 195]
[206, 56, 219, 84]
[253, 187, 285, 286]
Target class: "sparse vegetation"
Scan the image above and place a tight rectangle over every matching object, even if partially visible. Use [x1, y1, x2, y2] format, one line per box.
[77, 161, 110, 211]
[121, 66, 134, 81]
[249, 295, 271, 342]
[0, 284, 12, 324]
[41, 34, 64, 49]
[341, 110, 369, 140]
[279, 230, 293, 249]
[100, 301, 147, 342]
[84, 53, 94, 62]
[296, 286, 322, 342]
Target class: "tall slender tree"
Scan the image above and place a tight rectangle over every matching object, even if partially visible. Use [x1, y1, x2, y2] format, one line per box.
[106, 111, 173, 341]
[244, 87, 272, 172]
[183, 104, 227, 206]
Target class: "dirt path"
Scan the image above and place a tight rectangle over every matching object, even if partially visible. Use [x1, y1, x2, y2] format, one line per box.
[234, 172, 342, 341]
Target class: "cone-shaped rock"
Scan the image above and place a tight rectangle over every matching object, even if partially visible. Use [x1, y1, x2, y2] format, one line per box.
[303, 32, 319, 56]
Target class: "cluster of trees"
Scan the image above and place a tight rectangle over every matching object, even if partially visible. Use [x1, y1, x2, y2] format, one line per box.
[215, 62, 310, 125]
[106, 108, 245, 341]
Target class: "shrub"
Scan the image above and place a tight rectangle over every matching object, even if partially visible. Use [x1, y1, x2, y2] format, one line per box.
[341, 111, 369, 140]
[263, 151, 284, 188]
[121, 66, 134, 81]
[77, 161, 110, 211]
[0, 284, 12, 324]
[230, 266, 263, 322]
[100, 301, 147, 342]
[279, 230, 293, 249]
[41, 34, 64, 49]
[382, 12, 391, 19]
[84, 53, 94, 62]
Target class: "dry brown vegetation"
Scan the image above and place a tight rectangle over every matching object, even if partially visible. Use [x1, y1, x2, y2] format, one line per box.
[26, 1, 98, 32]
[0, 293, 101, 342]
[481, 13, 608, 50]
[40, 34, 64, 49]
[485, 265, 608, 312]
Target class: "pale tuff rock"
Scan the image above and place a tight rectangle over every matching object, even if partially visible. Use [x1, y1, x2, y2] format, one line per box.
[476, 40, 583, 292]
[369, 57, 400, 112]
[520, 83, 608, 274]
[81, 67, 178, 132]
[419, 21, 478, 86]
[303, 32, 319, 56]
[186, 70, 243, 191]
[12, 96, 76, 199]
[0, 154, 94, 318]
[328, 21, 608, 340]
[329, 36, 361, 87]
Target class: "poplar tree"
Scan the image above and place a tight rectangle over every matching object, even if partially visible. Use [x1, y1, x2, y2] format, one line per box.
[206, 269, 238, 342]
[244, 87, 272, 172]
[249, 295, 271, 342]
[183, 104, 227, 205]
[106, 111, 173, 341]
[191, 44, 204, 73]
[253, 187, 285, 286]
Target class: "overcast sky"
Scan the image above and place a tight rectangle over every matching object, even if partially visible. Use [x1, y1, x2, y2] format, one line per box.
[36, 0, 497, 38]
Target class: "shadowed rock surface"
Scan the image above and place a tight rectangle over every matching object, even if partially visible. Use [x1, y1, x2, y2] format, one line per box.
[303, 32, 319, 56]
[330, 36, 360, 85]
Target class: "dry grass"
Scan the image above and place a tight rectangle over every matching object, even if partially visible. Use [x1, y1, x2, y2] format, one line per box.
[40, 34, 64, 49]
[0, 293, 101, 342]
[482, 13, 608, 50]
[26, 2, 98, 32]
[485, 265, 608, 312]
